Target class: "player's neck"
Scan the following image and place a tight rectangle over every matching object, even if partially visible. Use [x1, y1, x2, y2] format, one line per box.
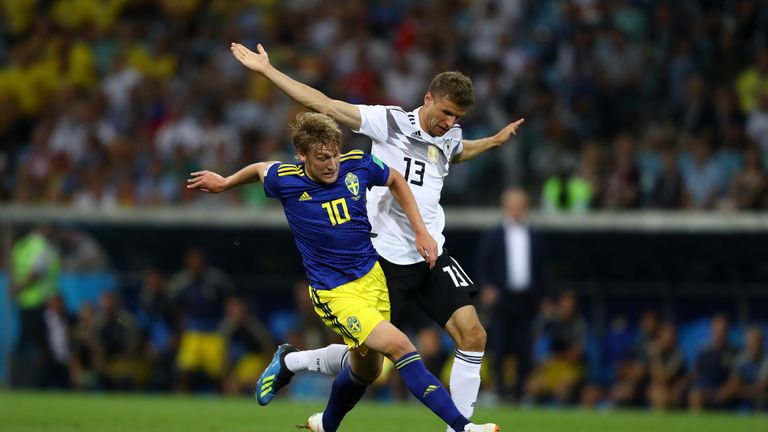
[416, 106, 433, 138]
[304, 169, 320, 184]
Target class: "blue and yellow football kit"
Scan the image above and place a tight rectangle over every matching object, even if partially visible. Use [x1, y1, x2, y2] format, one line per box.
[263, 150, 392, 349]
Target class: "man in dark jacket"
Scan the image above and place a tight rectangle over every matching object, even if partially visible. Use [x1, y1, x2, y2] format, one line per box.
[476, 188, 548, 400]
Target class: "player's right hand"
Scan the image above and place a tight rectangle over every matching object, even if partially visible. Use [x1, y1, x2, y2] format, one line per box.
[230, 43, 270, 73]
[415, 232, 438, 269]
[187, 170, 228, 193]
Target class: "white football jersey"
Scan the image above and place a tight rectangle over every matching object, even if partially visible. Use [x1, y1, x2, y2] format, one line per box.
[354, 104, 464, 265]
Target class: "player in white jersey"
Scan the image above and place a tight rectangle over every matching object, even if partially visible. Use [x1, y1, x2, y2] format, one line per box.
[232, 43, 522, 431]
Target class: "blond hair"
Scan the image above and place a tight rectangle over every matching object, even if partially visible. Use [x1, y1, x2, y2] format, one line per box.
[289, 112, 342, 155]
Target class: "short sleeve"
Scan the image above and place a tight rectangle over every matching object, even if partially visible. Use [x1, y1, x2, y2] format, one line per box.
[262, 162, 282, 199]
[365, 154, 390, 189]
[353, 105, 389, 143]
[453, 139, 465, 160]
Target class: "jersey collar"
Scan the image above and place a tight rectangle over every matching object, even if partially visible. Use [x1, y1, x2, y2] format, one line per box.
[412, 106, 436, 142]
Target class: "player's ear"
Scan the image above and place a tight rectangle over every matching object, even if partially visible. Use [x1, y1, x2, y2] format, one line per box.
[296, 150, 307, 162]
[424, 92, 433, 106]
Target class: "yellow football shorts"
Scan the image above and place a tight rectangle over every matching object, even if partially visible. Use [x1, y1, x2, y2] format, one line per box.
[309, 262, 390, 352]
[176, 331, 225, 378]
[539, 358, 585, 391]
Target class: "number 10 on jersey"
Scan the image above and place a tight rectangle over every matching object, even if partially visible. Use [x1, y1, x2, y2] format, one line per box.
[322, 198, 351, 226]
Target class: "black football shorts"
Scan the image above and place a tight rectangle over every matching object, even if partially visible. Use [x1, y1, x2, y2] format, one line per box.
[379, 250, 477, 328]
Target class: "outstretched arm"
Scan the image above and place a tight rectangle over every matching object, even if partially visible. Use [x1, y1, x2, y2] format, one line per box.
[231, 43, 362, 130]
[453, 118, 525, 163]
[386, 169, 438, 268]
[187, 162, 277, 193]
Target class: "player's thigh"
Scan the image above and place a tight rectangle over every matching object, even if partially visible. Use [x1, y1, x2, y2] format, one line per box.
[416, 253, 476, 327]
[309, 262, 390, 350]
[378, 257, 427, 326]
[363, 319, 416, 361]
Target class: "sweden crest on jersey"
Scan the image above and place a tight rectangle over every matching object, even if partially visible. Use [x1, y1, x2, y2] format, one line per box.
[345, 172, 360, 196]
[347, 316, 361, 333]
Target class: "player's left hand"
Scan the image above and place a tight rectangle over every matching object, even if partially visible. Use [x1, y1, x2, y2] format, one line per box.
[231, 43, 270, 74]
[187, 170, 228, 193]
[415, 232, 438, 269]
[494, 118, 525, 144]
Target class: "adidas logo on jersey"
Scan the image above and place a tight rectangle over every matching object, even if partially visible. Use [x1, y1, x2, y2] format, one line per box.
[411, 130, 421, 138]
[298, 191, 312, 201]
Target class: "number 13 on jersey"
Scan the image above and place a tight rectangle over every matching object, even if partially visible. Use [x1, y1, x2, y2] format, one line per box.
[322, 198, 351, 226]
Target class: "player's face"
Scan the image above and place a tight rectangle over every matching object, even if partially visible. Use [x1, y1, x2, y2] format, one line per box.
[300, 144, 340, 184]
[502, 190, 528, 222]
[421, 93, 467, 137]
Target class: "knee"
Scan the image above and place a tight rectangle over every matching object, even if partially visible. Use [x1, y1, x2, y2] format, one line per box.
[387, 334, 417, 361]
[456, 323, 487, 352]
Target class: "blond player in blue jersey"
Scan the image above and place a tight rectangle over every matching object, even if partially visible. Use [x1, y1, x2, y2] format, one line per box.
[188, 112, 500, 432]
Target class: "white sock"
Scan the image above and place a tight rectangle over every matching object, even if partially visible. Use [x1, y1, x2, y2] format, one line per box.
[284, 344, 349, 375]
[447, 349, 483, 432]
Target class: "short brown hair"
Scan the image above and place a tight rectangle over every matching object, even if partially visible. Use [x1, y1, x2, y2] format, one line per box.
[288, 112, 342, 155]
[428, 71, 475, 108]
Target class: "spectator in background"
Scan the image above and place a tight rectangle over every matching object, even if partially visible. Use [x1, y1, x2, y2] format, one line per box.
[673, 74, 713, 137]
[608, 310, 660, 407]
[95, 291, 140, 390]
[69, 303, 100, 390]
[11, 226, 61, 387]
[1, 1, 768, 211]
[12, 122, 57, 204]
[41, 294, 71, 389]
[650, 146, 684, 209]
[647, 323, 687, 410]
[722, 326, 768, 410]
[745, 92, 768, 154]
[137, 267, 178, 391]
[384, 54, 426, 107]
[73, 165, 118, 211]
[55, 226, 111, 272]
[541, 168, 573, 214]
[476, 188, 548, 401]
[168, 247, 234, 392]
[154, 101, 203, 162]
[135, 159, 180, 205]
[711, 87, 745, 146]
[728, 145, 767, 210]
[524, 290, 587, 405]
[199, 106, 241, 172]
[688, 314, 737, 411]
[219, 296, 274, 395]
[681, 135, 723, 209]
[602, 133, 640, 209]
[735, 50, 768, 113]
[541, 141, 602, 213]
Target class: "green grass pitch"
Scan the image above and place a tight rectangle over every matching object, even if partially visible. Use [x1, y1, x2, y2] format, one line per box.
[1, 391, 765, 432]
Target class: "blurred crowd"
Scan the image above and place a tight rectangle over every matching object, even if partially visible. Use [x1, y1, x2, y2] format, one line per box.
[1, 0, 768, 209]
[9, 226, 338, 394]
[8, 223, 768, 412]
